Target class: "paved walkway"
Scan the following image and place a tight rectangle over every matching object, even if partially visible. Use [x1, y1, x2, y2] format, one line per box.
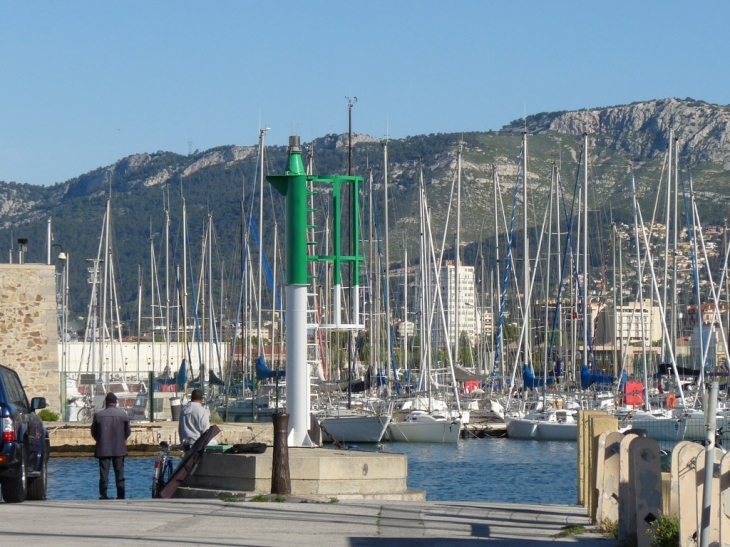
[0, 499, 617, 546]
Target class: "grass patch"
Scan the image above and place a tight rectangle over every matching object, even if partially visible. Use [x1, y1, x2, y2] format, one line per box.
[553, 524, 586, 538]
[246, 494, 286, 503]
[598, 519, 619, 539]
[220, 495, 246, 502]
[327, 497, 339, 504]
[250, 494, 270, 502]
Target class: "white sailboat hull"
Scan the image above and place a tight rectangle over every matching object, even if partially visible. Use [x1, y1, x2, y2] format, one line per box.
[506, 410, 578, 441]
[387, 415, 462, 443]
[623, 415, 687, 442]
[505, 416, 538, 439]
[680, 411, 730, 443]
[535, 421, 578, 441]
[318, 414, 391, 444]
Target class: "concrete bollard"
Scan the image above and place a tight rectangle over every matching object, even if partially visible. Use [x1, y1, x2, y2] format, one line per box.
[630, 436, 662, 547]
[596, 431, 623, 525]
[677, 441, 703, 547]
[271, 413, 291, 495]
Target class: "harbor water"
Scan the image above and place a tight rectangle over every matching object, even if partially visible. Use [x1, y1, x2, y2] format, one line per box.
[48, 438, 577, 504]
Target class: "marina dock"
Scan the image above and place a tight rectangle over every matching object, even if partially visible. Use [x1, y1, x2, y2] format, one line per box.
[0, 498, 616, 546]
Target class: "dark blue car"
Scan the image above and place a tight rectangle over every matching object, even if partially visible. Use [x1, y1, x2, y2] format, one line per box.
[0, 364, 49, 503]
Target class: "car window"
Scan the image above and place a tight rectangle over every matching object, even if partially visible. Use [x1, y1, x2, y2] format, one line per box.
[0, 368, 29, 411]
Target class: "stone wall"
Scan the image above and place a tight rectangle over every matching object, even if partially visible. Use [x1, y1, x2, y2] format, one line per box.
[0, 264, 59, 410]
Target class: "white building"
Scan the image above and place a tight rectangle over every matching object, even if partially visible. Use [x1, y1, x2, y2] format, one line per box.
[594, 300, 663, 346]
[689, 323, 727, 369]
[395, 319, 415, 339]
[58, 341, 228, 379]
[435, 261, 478, 347]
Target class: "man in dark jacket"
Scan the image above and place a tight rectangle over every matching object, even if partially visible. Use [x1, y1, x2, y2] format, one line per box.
[90, 392, 132, 499]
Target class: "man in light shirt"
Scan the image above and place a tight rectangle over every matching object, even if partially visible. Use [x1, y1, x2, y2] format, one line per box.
[178, 389, 216, 450]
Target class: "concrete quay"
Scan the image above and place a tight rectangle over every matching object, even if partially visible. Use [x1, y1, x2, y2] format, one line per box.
[0, 498, 617, 546]
[47, 421, 273, 455]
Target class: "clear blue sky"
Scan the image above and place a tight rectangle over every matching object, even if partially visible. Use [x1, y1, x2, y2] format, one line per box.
[1, 1, 728, 186]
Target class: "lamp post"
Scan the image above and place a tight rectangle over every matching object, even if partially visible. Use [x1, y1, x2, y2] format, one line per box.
[53, 246, 69, 419]
[17, 238, 28, 264]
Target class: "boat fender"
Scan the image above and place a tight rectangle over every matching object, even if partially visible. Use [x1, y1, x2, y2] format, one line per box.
[666, 394, 677, 409]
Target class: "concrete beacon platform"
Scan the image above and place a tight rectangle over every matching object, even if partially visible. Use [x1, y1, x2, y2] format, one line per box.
[177, 447, 425, 501]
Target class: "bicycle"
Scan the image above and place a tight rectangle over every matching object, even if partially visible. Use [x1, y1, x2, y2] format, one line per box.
[151, 437, 175, 498]
[76, 394, 95, 422]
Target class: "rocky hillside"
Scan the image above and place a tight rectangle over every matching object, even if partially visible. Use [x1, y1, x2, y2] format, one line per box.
[502, 98, 730, 167]
[0, 98, 728, 320]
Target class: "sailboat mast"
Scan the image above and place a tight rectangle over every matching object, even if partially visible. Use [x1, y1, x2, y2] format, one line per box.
[257, 128, 267, 357]
[556, 166, 563, 368]
[612, 222, 618, 379]
[631, 171, 649, 410]
[543, 163, 556, 389]
[207, 213, 214, 398]
[136, 266, 142, 382]
[383, 139, 393, 376]
[100, 198, 111, 381]
[582, 132, 589, 372]
[150, 224, 156, 374]
[182, 196, 188, 367]
[618, 228, 625, 374]
[271, 226, 278, 366]
[493, 164, 503, 382]
[368, 167, 375, 376]
[165, 204, 171, 375]
[522, 132, 530, 367]
[418, 167, 430, 397]
[455, 142, 462, 365]
[403, 246, 408, 373]
[662, 129, 673, 364]
[671, 134, 679, 362]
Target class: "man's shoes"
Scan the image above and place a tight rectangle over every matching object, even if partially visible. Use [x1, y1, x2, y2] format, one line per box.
[99, 496, 111, 500]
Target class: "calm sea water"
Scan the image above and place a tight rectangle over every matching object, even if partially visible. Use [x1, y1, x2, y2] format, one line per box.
[47, 438, 577, 504]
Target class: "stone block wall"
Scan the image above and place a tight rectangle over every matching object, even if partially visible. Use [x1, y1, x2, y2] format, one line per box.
[0, 264, 59, 410]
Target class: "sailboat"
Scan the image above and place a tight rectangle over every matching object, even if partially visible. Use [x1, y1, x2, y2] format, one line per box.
[505, 133, 584, 441]
[315, 156, 393, 444]
[317, 405, 392, 444]
[68, 189, 144, 419]
[385, 157, 463, 443]
[618, 140, 690, 443]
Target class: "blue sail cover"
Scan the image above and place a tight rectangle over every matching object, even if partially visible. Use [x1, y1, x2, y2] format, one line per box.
[580, 364, 614, 390]
[523, 364, 555, 389]
[176, 359, 188, 390]
[255, 355, 285, 381]
[552, 358, 564, 378]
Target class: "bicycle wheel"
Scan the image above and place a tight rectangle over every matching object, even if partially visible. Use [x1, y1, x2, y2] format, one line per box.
[77, 407, 93, 423]
[162, 457, 174, 487]
[151, 454, 165, 498]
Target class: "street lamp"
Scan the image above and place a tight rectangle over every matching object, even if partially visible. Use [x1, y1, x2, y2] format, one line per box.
[17, 238, 28, 264]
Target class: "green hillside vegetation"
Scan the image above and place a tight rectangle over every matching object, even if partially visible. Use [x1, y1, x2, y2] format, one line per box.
[1, 99, 729, 333]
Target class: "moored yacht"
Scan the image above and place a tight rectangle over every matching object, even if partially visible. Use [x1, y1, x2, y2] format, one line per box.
[386, 410, 462, 443]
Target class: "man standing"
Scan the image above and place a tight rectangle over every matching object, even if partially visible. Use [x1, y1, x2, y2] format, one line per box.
[90, 392, 131, 500]
[178, 389, 212, 450]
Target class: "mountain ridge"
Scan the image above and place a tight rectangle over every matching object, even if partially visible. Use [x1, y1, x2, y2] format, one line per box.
[1, 97, 729, 321]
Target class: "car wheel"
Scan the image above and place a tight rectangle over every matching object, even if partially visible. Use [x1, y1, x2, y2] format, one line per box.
[1, 447, 28, 503]
[27, 450, 48, 501]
